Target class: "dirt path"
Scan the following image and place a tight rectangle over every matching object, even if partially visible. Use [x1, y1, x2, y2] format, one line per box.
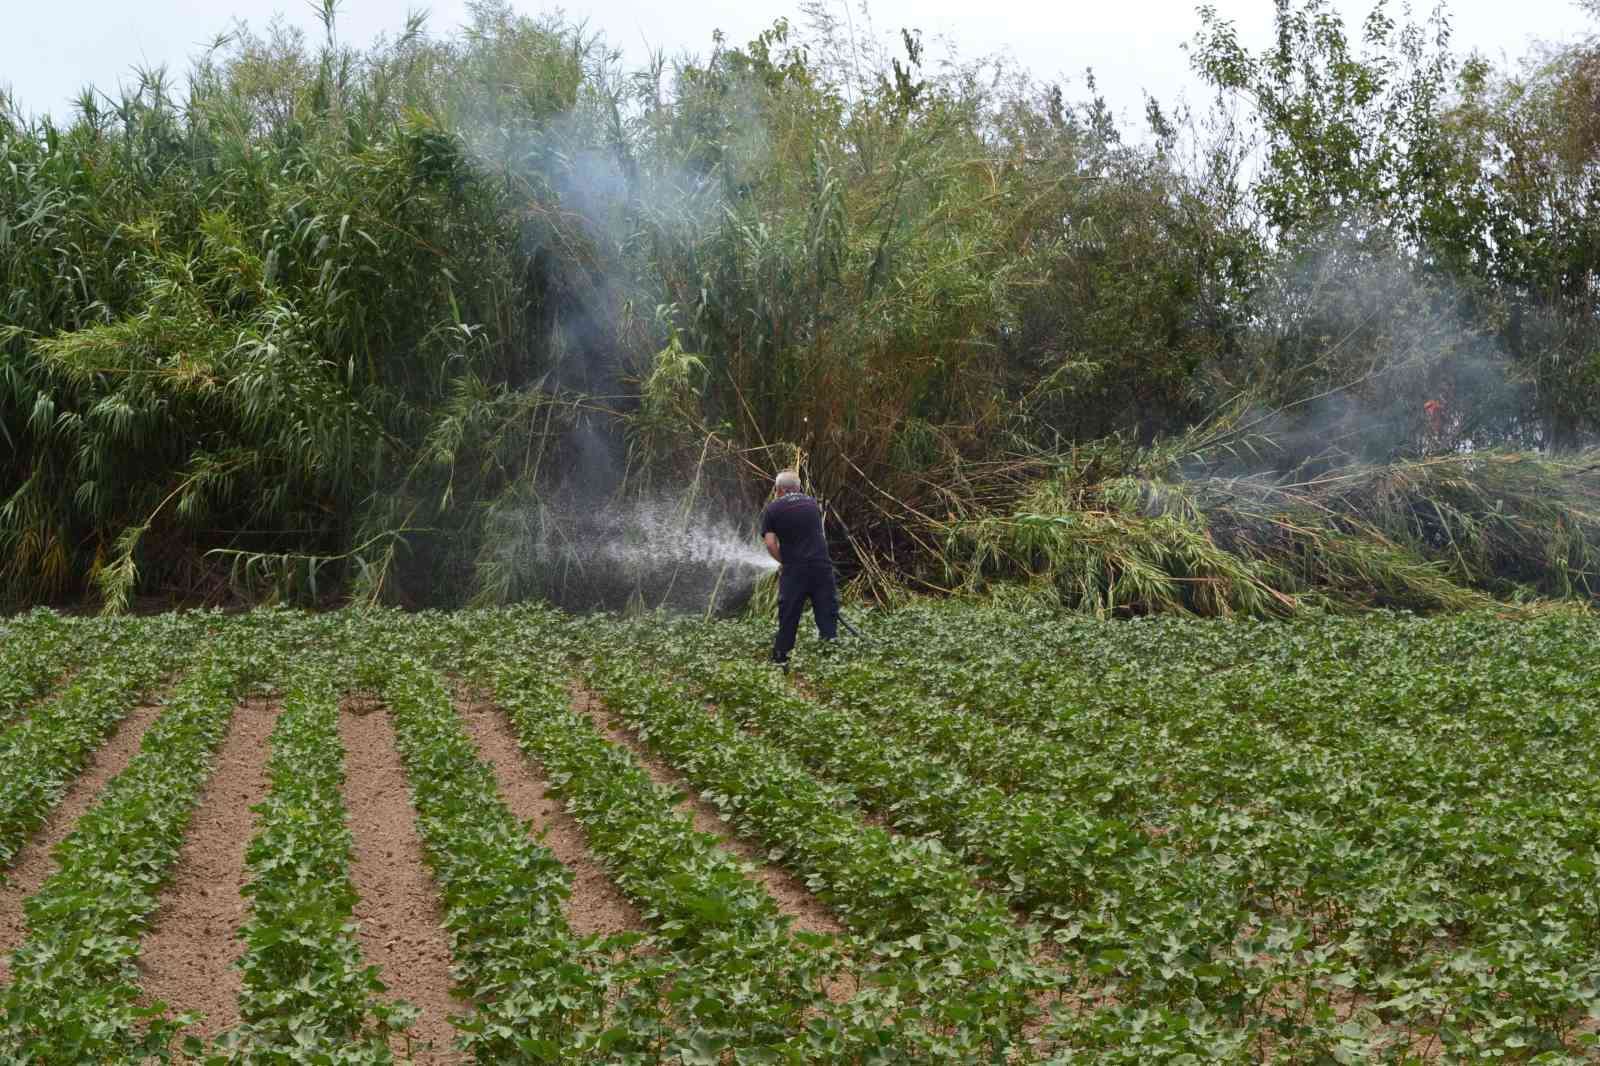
[452, 692, 643, 940]
[339, 698, 463, 1065]
[571, 684, 843, 938]
[136, 696, 280, 1043]
[0, 691, 170, 985]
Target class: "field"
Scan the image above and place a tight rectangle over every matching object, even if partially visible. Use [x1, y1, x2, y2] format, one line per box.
[1, 605, 1599, 1064]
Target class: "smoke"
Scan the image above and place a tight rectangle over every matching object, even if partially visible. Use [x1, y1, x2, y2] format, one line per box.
[1192, 229, 1538, 481]
[448, 10, 780, 614]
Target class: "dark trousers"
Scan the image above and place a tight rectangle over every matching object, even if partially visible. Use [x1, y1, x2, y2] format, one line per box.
[772, 565, 838, 662]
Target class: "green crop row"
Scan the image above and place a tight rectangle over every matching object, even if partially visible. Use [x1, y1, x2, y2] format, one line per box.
[722, 606, 1600, 1062]
[0, 615, 276, 1064]
[357, 628, 620, 1064]
[213, 641, 406, 1065]
[828, 609, 1600, 1055]
[0, 610, 86, 728]
[3, 604, 1591, 1064]
[808, 607, 1600, 909]
[468, 630, 843, 1063]
[521, 610, 1056, 1064]
[0, 612, 202, 873]
[611, 618, 1290, 1059]
[830, 614, 1600, 935]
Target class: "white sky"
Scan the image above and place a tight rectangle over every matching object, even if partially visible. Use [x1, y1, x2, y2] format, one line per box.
[3, 0, 1595, 127]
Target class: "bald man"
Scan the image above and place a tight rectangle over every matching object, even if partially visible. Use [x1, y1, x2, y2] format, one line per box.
[760, 470, 838, 665]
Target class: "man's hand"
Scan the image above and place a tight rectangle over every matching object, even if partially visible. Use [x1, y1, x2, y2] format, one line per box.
[763, 531, 782, 563]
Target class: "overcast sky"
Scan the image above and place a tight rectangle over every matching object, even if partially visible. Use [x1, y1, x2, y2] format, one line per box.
[4, 0, 1595, 126]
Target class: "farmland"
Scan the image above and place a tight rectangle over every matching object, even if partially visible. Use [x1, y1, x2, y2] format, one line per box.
[1, 605, 1599, 1064]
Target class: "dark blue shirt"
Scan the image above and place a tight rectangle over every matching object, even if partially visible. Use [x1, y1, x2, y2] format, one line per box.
[760, 492, 832, 568]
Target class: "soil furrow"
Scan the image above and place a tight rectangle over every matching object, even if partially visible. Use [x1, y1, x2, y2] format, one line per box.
[571, 684, 844, 938]
[339, 697, 463, 1065]
[136, 695, 280, 1043]
[452, 691, 644, 940]
[0, 690, 170, 986]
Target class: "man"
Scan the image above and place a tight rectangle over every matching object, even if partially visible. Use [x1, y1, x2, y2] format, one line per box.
[760, 470, 838, 665]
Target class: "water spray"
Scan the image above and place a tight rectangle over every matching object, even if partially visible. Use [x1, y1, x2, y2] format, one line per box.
[490, 492, 779, 615]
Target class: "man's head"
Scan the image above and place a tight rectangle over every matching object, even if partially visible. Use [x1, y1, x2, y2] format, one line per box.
[774, 470, 803, 496]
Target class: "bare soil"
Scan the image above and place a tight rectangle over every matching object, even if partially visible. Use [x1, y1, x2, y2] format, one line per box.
[570, 684, 844, 938]
[0, 690, 170, 985]
[451, 690, 644, 940]
[136, 696, 281, 1042]
[339, 697, 464, 1065]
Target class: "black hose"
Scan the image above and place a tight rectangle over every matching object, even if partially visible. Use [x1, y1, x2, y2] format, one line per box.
[835, 610, 872, 642]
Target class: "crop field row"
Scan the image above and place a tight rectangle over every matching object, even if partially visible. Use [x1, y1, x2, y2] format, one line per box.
[0, 605, 1597, 1063]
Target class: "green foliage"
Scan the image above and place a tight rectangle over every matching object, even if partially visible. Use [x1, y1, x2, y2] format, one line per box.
[455, 612, 852, 1060]
[1189, 0, 1600, 456]
[0, 613, 277, 1063]
[0, 2, 1598, 612]
[0, 13, 547, 608]
[626, 615, 1260, 1044]
[694, 602, 1600, 1061]
[555, 610, 1055, 1061]
[0, 609, 89, 727]
[0, 613, 202, 870]
[218, 646, 406, 1064]
[3, 604, 1600, 1061]
[1191, 0, 1455, 244]
[1431, 38, 1600, 448]
[357, 636, 619, 1063]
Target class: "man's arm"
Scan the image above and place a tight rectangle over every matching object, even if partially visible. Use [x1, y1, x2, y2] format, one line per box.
[763, 532, 781, 563]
